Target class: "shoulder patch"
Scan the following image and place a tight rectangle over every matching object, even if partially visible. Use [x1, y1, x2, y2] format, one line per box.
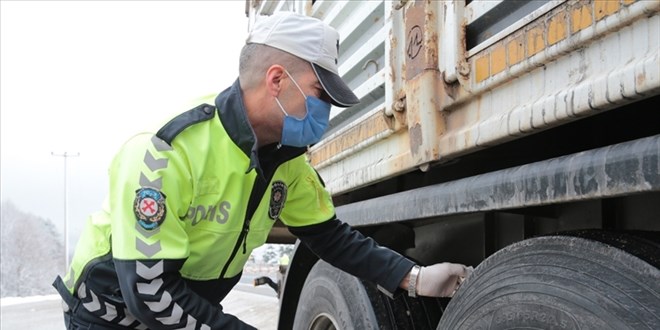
[269, 181, 288, 220]
[156, 103, 216, 144]
[134, 187, 167, 230]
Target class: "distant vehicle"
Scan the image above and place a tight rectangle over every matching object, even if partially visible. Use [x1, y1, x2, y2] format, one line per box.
[246, 1, 660, 329]
[253, 254, 289, 298]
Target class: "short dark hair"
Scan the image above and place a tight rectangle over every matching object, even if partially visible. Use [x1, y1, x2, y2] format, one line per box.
[239, 43, 309, 89]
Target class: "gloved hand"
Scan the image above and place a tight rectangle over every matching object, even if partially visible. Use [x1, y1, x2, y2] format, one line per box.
[416, 263, 473, 297]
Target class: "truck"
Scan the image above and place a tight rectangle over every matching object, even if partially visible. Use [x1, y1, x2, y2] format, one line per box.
[246, 1, 660, 329]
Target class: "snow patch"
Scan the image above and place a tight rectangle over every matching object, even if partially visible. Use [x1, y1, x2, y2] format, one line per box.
[1, 294, 61, 306]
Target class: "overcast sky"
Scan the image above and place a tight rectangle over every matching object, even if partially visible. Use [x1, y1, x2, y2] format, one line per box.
[1, 1, 249, 248]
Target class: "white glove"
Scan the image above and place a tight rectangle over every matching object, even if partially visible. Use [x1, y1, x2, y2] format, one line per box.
[416, 263, 473, 297]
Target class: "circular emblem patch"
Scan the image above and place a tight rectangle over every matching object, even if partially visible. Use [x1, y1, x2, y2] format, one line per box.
[269, 181, 287, 220]
[134, 187, 166, 230]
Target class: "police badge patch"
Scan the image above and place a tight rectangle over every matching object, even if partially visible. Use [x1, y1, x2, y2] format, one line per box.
[134, 187, 167, 230]
[269, 181, 287, 220]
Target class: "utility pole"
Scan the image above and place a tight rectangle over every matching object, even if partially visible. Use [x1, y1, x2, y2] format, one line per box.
[51, 151, 79, 271]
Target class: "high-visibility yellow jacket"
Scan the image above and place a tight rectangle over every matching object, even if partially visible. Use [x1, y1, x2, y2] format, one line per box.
[53, 80, 414, 329]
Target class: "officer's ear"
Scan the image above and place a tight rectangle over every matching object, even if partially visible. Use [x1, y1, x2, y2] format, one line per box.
[265, 65, 286, 98]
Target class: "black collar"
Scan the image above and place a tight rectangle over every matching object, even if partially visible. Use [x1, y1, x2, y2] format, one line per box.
[215, 79, 307, 178]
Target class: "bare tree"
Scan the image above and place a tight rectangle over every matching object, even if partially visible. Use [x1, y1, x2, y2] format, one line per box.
[260, 244, 294, 264]
[262, 244, 277, 264]
[1, 200, 64, 297]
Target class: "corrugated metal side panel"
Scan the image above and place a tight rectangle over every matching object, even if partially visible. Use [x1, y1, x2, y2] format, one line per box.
[247, 1, 306, 33]
[310, 0, 387, 135]
[307, 0, 417, 194]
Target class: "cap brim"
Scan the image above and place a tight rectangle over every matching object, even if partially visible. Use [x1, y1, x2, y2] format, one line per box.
[312, 64, 360, 107]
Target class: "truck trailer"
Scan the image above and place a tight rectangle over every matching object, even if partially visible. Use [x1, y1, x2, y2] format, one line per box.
[246, 1, 660, 329]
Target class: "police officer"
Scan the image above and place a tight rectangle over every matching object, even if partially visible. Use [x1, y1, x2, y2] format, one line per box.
[53, 12, 470, 329]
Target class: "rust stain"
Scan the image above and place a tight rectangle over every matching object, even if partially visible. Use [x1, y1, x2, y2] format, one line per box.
[390, 34, 398, 84]
[409, 123, 423, 155]
[426, 7, 438, 66]
[428, 31, 438, 68]
[404, 70, 445, 162]
[636, 71, 646, 86]
[459, 19, 469, 78]
[405, 80, 422, 156]
[403, 0, 440, 81]
[393, 91, 408, 129]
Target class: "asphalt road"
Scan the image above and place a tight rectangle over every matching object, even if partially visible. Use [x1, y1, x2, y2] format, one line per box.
[1, 281, 280, 330]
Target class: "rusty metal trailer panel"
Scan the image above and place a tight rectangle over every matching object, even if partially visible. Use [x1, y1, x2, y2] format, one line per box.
[249, 0, 659, 196]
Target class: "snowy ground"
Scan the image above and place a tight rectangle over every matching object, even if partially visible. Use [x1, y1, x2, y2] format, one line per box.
[1, 294, 62, 306]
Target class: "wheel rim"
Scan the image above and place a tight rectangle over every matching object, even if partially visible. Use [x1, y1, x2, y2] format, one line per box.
[308, 312, 339, 330]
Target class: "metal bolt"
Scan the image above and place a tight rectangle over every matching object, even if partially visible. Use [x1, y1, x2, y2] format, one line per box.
[394, 98, 406, 112]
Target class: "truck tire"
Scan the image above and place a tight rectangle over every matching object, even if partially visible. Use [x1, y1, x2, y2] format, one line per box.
[293, 260, 378, 330]
[437, 231, 660, 330]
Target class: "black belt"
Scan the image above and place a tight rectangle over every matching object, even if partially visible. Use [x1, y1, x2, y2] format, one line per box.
[53, 275, 79, 313]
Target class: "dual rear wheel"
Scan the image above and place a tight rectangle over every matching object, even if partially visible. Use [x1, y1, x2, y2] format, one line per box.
[293, 231, 660, 330]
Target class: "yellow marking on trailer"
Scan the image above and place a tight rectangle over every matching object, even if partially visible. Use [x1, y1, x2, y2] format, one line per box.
[475, 53, 490, 83]
[491, 43, 506, 75]
[571, 2, 593, 33]
[309, 110, 394, 167]
[527, 26, 545, 57]
[547, 11, 567, 45]
[471, 0, 642, 83]
[507, 36, 525, 66]
[595, 0, 620, 21]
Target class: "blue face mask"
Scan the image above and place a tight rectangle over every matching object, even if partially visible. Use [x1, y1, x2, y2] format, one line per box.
[275, 70, 331, 147]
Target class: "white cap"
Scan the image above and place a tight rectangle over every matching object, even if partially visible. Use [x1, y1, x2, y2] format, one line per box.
[246, 12, 360, 107]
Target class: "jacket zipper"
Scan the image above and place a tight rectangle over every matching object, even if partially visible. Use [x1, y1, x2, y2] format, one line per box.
[218, 145, 304, 279]
[220, 219, 251, 279]
[219, 173, 270, 279]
